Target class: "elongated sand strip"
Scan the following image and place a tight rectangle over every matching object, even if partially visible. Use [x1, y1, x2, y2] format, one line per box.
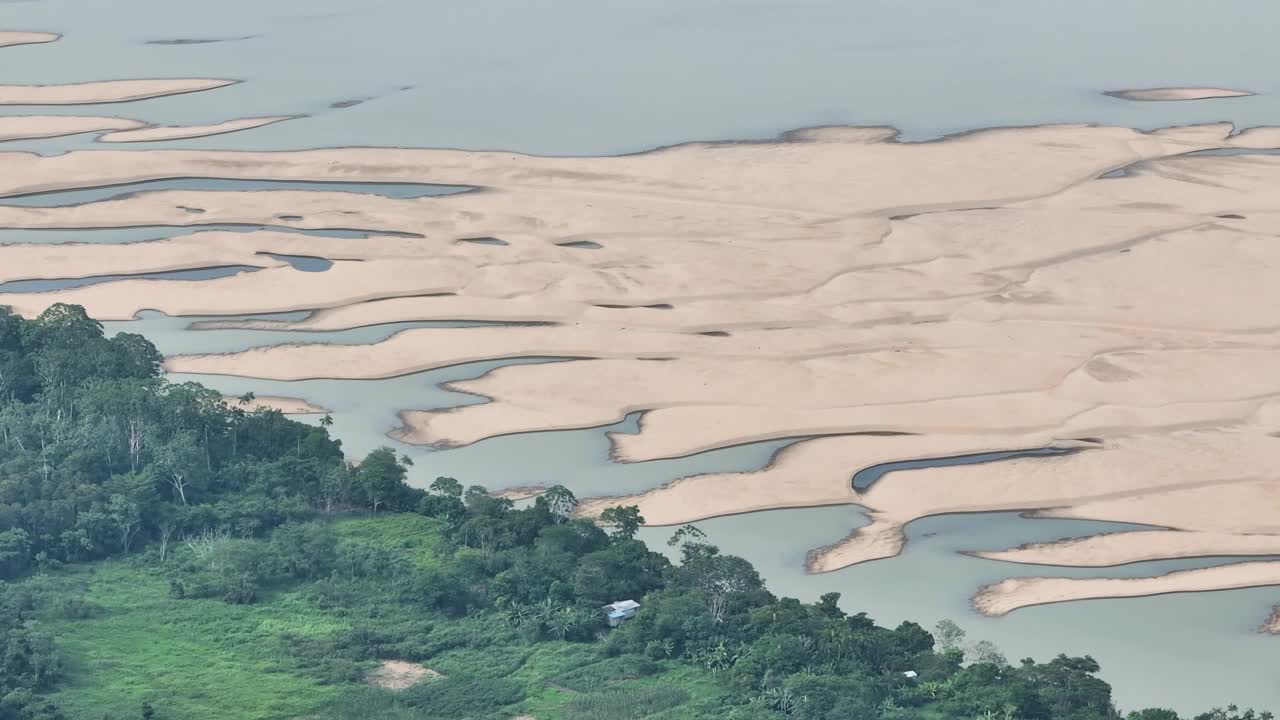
[0, 78, 236, 105]
[1105, 87, 1254, 102]
[971, 531, 1280, 567]
[0, 31, 60, 48]
[973, 560, 1280, 616]
[0, 115, 145, 142]
[222, 395, 328, 415]
[7, 122, 1280, 613]
[98, 115, 297, 143]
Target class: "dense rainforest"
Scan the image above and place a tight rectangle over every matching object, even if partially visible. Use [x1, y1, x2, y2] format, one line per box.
[0, 304, 1270, 720]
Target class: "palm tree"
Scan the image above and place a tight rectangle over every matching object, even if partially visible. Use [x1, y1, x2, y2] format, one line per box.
[319, 414, 334, 428]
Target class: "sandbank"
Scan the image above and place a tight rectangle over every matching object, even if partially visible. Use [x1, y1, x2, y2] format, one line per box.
[971, 530, 1280, 567]
[1105, 87, 1254, 102]
[0, 116, 145, 142]
[7, 121, 1280, 614]
[97, 116, 297, 143]
[0, 31, 60, 48]
[0, 78, 236, 105]
[223, 395, 328, 415]
[972, 560, 1280, 616]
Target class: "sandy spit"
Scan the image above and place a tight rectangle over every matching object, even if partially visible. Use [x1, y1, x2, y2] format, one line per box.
[972, 560, 1280, 617]
[970, 530, 1280, 567]
[97, 115, 297, 143]
[1105, 87, 1254, 102]
[0, 31, 60, 48]
[0, 116, 146, 142]
[0, 78, 237, 105]
[223, 395, 328, 415]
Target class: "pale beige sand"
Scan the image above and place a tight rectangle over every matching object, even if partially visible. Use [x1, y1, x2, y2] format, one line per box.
[0, 78, 236, 105]
[0, 31, 60, 48]
[491, 485, 549, 501]
[0, 116, 145, 142]
[366, 660, 440, 689]
[973, 560, 1280, 616]
[97, 115, 296, 143]
[223, 395, 328, 415]
[1106, 87, 1254, 102]
[7, 122, 1280, 614]
[972, 531, 1280, 567]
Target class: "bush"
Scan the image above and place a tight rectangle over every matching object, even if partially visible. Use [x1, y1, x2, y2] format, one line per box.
[564, 682, 690, 720]
[399, 677, 525, 718]
[552, 654, 662, 692]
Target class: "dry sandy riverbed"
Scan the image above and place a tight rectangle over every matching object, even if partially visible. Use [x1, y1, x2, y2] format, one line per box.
[3, 120, 1280, 621]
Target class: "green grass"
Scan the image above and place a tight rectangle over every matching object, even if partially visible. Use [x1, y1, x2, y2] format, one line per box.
[38, 563, 347, 720]
[26, 513, 725, 720]
[333, 513, 446, 569]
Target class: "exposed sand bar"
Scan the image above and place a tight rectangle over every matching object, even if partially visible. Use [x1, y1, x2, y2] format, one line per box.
[1106, 87, 1254, 102]
[6, 122, 1280, 617]
[98, 115, 297, 143]
[223, 395, 328, 414]
[0, 116, 145, 141]
[0, 78, 236, 105]
[0, 31, 60, 48]
[972, 531, 1280, 567]
[973, 560, 1280, 616]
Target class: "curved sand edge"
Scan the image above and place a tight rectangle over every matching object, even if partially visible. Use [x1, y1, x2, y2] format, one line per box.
[0, 31, 60, 48]
[223, 395, 328, 415]
[969, 530, 1280, 567]
[1105, 87, 1254, 102]
[97, 115, 298, 143]
[0, 115, 146, 142]
[0, 78, 237, 105]
[972, 560, 1280, 617]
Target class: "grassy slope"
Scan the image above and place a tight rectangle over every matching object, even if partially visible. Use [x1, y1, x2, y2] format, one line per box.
[40, 564, 344, 719]
[33, 514, 724, 720]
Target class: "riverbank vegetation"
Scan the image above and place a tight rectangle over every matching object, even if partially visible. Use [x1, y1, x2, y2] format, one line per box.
[0, 305, 1269, 720]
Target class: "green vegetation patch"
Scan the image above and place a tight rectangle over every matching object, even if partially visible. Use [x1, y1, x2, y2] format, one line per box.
[40, 563, 343, 720]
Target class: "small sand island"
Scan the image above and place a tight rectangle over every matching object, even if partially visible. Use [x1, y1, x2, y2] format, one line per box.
[972, 561, 1280, 617]
[222, 394, 329, 415]
[0, 78, 236, 105]
[0, 31, 60, 48]
[0, 115, 145, 141]
[97, 115, 296, 143]
[1105, 87, 1254, 102]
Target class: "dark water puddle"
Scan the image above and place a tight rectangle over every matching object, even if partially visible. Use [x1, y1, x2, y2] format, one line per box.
[595, 303, 674, 310]
[257, 252, 334, 272]
[0, 177, 470, 208]
[456, 236, 508, 246]
[1182, 147, 1280, 157]
[0, 265, 260, 293]
[145, 36, 258, 45]
[0, 224, 414, 245]
[851, 447, 1079, 491]
[557, 240, 603, 249]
